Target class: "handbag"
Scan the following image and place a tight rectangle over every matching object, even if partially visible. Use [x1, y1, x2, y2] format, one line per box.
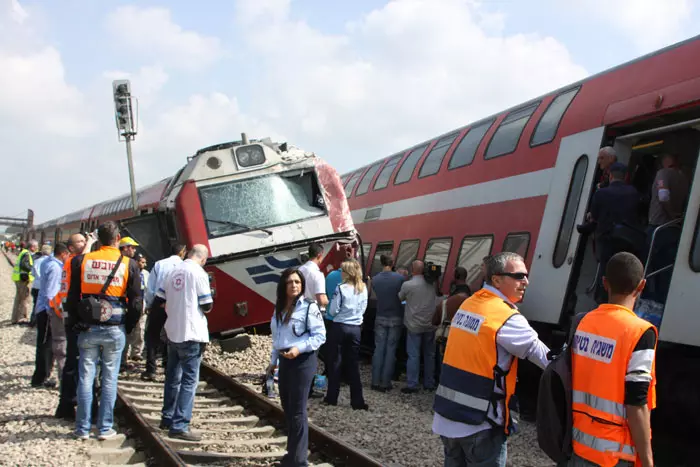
[77, 255, 124, 325]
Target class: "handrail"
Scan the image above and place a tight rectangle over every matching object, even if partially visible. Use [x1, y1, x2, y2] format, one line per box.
[643, 218, 683, 278]
[586, 262, 600, 294]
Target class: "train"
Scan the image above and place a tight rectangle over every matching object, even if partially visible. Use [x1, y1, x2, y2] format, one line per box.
[342, 35, 700, 424]
[27, 137, 359, 336]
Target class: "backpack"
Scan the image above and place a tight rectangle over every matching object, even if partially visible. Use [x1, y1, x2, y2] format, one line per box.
[536, 312, 587, 463]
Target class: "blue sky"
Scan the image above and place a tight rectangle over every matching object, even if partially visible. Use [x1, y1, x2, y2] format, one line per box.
[1, 0, 698, 224]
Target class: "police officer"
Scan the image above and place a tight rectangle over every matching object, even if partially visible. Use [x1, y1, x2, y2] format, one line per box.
[65, 221, 142, 440]
[432, 252, 550, 467]
[568, 252, 656, 467]
[267, 268, 326, 467]
[11, 239, 38, 324]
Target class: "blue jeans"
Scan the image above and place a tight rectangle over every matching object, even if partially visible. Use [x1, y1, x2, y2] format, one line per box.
[75, 325, 126, 436]
[162, 341, 204, 434]
[371, 323, 402, 388]
[406, 330, 436, 389]
[441, 429, 507, 467]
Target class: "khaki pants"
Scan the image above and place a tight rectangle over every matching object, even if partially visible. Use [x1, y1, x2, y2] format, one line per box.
[123, 316, 144, 359]
[48, 310, 66, 383]
[11, 281, 32, 324]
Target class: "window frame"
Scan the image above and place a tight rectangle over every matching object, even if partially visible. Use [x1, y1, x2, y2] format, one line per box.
[456, 233, 495, 286]
[355, 160, 385, 197]
[529, 87, 580, 148]
[373, 153, 405, 192]
[553, 155, 589, 268]
[361, 243, 373, 271]
[370, 241, 395, 277]
[484, 102, 540, 160]
[501, 231, 532, 259]
[393, 143, 431, 186]
[344, 170, 365, 197]
[395, 239, 422, 271]
[423, 237, 454, 283]
[447, 119, 496, 171]
[418, 132, 460, 179]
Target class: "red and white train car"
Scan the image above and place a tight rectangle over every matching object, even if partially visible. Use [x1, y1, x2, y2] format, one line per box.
[31, 138, 358, 335]
[343, 36, 700, 420]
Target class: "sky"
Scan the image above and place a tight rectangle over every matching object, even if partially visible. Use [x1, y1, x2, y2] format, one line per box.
[0, 0, 698, 225]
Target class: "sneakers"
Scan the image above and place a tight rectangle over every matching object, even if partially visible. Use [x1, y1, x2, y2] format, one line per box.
[73, 432, 89, 441]
[159, 420, 171, 431]
[140, 371, 156, 382]
[98, 429, 118, 441]
[168, 430, 201, 442]
[401, 387, 420, 394]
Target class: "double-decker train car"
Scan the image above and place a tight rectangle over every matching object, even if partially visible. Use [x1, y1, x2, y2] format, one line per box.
[343, 35, 700, 422]
[29, 137, 358, 335]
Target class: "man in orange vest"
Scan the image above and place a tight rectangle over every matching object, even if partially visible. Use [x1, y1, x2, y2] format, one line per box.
[569, 252, 656, 467]
[432, 252, 550, 467]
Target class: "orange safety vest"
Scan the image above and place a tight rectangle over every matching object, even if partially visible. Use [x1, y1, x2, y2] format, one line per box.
[80, 246, 130, 298]
[571, 304, 657, 467]
[433, 288, 519, 434]
[50, 254, 74, 317]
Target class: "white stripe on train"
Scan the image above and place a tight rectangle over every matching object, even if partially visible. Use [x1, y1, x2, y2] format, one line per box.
[350, 168, 554, 224]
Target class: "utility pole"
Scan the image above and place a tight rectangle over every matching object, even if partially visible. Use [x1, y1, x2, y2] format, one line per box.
[112, 80, 139, 215]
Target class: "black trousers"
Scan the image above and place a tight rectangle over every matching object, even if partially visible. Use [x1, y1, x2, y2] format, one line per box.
[31, 312, 53, 386]
[145, 308, 168, 374]
[279, 351, 316, 467]
[56, 325, 79, 417]
[325, 322, 365, 408]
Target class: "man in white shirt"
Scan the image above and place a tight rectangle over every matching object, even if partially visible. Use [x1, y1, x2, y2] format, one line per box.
[141, 244, 187, 381]
[298, 243, 329, 310]
[155, 244, 212, 441]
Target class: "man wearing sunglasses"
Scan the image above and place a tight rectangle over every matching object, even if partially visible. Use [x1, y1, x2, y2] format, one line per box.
[432, 252, 550, 467]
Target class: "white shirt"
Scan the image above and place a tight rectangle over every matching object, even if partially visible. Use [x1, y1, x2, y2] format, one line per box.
[157, 259, 213, 344]
[432, 285, 550, 439]
[145, 255, 183, 308]
[298, 260, 326, 310]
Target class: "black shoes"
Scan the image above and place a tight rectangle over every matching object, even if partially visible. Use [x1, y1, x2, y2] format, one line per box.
[352, 403, 369, 411]
[168, 430, 201, 442]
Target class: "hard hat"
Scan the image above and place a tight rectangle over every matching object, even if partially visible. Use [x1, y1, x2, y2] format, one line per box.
[119, 237, 140, 247]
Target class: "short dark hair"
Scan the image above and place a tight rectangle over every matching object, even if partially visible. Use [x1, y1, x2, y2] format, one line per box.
[308, 243, 323, 259]
[454, 266, 468, 281]
[98, 221, 120, 246]
[605, 252, 644, 295]
[53, 243, 68, 256]
[380, 254, 394, 267]
[171, 244, 187, 256]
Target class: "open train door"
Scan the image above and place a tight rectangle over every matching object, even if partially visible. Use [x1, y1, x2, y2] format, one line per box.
[520, 127, 605, 324]
[119, 213, 172, 268]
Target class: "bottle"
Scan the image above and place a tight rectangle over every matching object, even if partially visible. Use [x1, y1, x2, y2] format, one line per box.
[266, 374, 276, 399]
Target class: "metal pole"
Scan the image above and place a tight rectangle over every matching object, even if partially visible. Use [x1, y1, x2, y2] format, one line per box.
[125, 134, 139, 215]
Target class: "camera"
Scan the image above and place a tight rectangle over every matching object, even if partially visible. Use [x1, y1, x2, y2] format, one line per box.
[424, 261, 442, 284]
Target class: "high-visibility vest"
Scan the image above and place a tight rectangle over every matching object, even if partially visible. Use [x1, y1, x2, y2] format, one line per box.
[11, 249, 34, 282]
[571, 304, 657, 467]
[50, 254, 74, 318]
[433, 288, 519, 434]
[79, 246, 131, 325]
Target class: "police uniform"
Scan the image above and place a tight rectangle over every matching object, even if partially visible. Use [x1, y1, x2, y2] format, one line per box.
[270, 297, 326, 467]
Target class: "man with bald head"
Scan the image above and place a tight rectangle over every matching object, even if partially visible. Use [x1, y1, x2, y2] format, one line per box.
[399, 259, 440, 393]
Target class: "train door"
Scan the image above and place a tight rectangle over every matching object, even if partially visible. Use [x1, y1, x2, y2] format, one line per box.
[119, 213, 172, 268]
[520, 127, 605, 324]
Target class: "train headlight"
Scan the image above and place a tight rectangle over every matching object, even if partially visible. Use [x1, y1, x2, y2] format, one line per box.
[235, 144, 266, 168]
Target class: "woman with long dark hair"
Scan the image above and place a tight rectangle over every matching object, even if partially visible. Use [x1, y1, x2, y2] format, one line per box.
[267, 268, 326, 467]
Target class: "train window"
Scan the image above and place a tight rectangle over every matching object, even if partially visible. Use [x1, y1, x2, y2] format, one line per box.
[424, 238, 453, 271]
[373, 154, 403, 190]
[419, 133, 459, 178]
[395, 239, 420, 271]
[341, 175, 350, 186]
[448, 120, 495, 170]
[553, 155, 589, 268]
[690, 211, 700, 272]
[344, 171, 363, 197]
[530, 88, 580, 147]
[356, 161, 384, 196]
[371, 242, 395, 277]
[394, 144, 429, 185]
[502, 232, 531, 258]
[485, 103, 539, 160]
[457, 235, 494, 288]
[361, 243, 373, 270]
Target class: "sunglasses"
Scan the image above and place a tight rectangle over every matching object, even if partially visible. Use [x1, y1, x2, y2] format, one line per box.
[495, 272, 529, 280]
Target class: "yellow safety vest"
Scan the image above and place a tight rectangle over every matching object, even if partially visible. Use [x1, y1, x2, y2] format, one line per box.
[12, 249, 34, 282]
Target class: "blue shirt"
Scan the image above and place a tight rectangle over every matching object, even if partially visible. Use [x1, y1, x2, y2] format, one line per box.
[372, 270, 405, 319]
[31, 255, 48, 290]
[270, 297, 326, 365]
[324, 269, 343, 320]
[36, 256, 63, 313]
[145, 255, 183, 308]
[328, 283, 368, 326]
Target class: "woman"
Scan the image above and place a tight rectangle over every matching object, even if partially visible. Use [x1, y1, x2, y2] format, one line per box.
[267, 268, 326, 467]
[323, 259, 369, 410]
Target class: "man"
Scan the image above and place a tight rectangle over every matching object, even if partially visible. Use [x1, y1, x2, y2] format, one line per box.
[119, 236, 139, 258]
[568, 252, 656, 467]
[54, 233, 90, 420]
[156, 245, 213, 441]
[399, 260, 439, 393]
[644, 153, 689, 303]
[433, 267, 472, 380]
[432, 252, 550, 467]
[121, 253, 148, 371]
[142, 244, 187, 381]
[29, 244, 53, 326]
[588, 162, 641, 303]
[65, 221, 142, 440]
[31, 243, 70, 388]
[370, 254, 405, 391]
[11, 239, 38, 324]
[596, 146, 618, 189]
[298, 243, 329, 310]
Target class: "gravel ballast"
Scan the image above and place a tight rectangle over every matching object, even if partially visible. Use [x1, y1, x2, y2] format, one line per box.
[205, 334, 556, 467]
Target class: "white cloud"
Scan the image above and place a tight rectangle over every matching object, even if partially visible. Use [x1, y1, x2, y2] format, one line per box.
[10, 0, 28, 24]
[105, 6, 224, 70]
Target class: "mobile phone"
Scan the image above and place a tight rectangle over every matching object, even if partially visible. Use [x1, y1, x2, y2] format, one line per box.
[279, 348, 291, 354]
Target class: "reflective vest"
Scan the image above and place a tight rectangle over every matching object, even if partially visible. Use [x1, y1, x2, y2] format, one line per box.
[80, 246, 131, 324]
[433, 288, 519, 434]
[571, 304, 657, 467]
[50, 254, 74, 318]
[11, 249, 34, 282]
